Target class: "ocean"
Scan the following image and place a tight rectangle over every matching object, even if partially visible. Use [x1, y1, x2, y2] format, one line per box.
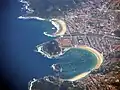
[0, 0, 100, 90]
[55, 48, 97, 80]
[0, 0, 56, 90]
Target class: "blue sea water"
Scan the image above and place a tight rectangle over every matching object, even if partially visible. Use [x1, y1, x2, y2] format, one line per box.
[0, 0, 99, 90]
[0, 0, 57, 90]
[56, 48, 97, 80]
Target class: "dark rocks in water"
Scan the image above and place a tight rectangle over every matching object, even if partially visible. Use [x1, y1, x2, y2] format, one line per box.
[24, 0, 87, 18]
[114, 30, 120, 37]
[30, 79, 59, 90]
[29, 76, 85, 90]
[29, 60, 120, 90]
[42, 40, 61, 56]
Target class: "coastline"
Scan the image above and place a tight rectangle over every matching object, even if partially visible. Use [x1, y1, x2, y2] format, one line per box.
[36, 18, 103, 81]
[49, 19, 67, 37]
[30, 17, 103, 81]
[65, 45, 103, 81]
[67, 71, 91, 81]
[19, 0, 120, 89]
[18, 16, 67, 37]
[35, 44, 63, 59]
[50, 19, 103, 70]
[77, 45, 103, 69]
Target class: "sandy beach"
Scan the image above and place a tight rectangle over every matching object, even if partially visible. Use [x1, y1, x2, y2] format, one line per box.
[50, 19, 67, 36]
[66, 45, 103, 81]
[41, 18, 104, 81]
[50, 19, 103, 81]
[50, 19, 103, 70]
[78, 45, 103, 69]
[68, 71, 91, 81]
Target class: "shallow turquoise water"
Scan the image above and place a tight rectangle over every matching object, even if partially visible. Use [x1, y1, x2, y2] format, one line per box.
[56, 48, 98, 79]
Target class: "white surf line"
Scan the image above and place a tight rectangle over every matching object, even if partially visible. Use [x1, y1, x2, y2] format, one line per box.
[18, 16, 46, 21]
[49, 19, 67, 37]
[35, 44, 64, 59]
[29, 78, 37, 90]
[18, 16, 67, 37]
[43, 19, 60, 37]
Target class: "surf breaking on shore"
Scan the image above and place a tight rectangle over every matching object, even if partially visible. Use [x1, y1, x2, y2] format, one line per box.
[49, 19, 103, 71]
[49, 19, 67, 37]
[44, 19, 67, 37]
[18, 15, 103, 81]
[34, 18, 104, 81]
[18, 16, 67, 37]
